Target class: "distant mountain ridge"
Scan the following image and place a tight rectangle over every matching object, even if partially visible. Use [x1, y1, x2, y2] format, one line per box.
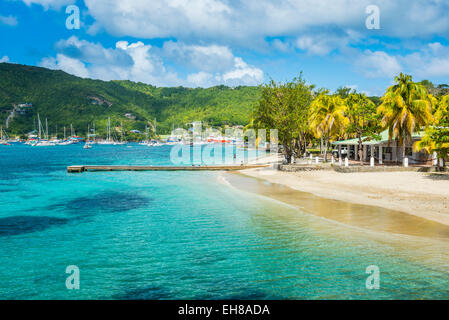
[0, 63, 261, 136]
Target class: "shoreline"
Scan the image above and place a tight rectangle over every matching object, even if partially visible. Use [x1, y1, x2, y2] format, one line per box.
[240, 155, 449, 228]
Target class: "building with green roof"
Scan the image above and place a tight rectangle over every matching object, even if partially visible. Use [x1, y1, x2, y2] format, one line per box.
[331, 130, 431, 164]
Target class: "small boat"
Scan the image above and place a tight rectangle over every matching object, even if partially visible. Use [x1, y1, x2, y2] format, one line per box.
[1, 126, 11, 145]
[84, 125, 92, 149]
[146, 139, 163, 147]
[139, 126, 150, 145]
[58, 140, 74, 145]
[97, 117, 120, 145]
[35, 140, 55, 147]
[32, 114, 55, 146]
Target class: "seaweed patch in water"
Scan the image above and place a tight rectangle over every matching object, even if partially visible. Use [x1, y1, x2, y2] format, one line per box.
[0, 215, 68, 237]
[53, 191, 152, 216]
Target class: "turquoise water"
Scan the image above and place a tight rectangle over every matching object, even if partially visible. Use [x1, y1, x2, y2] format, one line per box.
[0, 144, 448, 299]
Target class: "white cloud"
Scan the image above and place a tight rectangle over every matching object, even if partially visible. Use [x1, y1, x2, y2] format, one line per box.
[0, 15, 18, 27]
[40, 54, 90, 78]
[354, 50, 402, 78]
[0, 56, 10, 63]
[20, 0, 449, 87]
[21, 0, 75, 10]
[352, 42, 449, 79]
[80, 0, 449, 47]
[186, 57, 263, 87]
[41, 37, 176, 85]
[296, 34, 341, 56]
[186, 72, 216, 87]
[297, 29, 362, 55]
[270, 39, 293, 53]
[163, 41, 235, 73]
[401, 42, 449, 78]
[222, 57, 263, 86]
[84, 0, 233, 40]
[39, 37, 263, 87]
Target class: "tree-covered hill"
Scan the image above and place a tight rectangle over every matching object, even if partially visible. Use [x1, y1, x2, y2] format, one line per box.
[0, 63, 261, 137]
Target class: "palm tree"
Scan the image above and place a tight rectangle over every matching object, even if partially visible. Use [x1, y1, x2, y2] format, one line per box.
[378, 73, 434, 163]
[309, 92, 347, 162]
[434, 95, 449, 123]
[414, 95, 449, 170]
[344, 93, 379, 165]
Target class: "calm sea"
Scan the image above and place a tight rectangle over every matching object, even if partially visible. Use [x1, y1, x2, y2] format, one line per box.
[0, 144, 448, 299]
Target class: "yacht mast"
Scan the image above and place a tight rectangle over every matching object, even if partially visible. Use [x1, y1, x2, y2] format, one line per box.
[37, 114, 41, 139]
[146, 126, 149, 143]
[154, 118, 157, 137]
[108, 117, 111, 142]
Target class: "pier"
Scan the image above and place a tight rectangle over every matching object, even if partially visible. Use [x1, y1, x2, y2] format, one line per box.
[67, 164, 269, 173]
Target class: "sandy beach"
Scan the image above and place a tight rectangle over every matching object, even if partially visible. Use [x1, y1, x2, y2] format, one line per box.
[241, 156, 449, 227]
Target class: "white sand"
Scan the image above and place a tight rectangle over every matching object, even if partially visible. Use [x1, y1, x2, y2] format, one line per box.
[240, 165, 449, 226]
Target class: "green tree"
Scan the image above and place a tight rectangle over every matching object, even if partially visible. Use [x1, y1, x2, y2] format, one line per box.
[335, 86, 354, 99]
[414, 95, 449, 170]
[253, 75, 314, 163]
[344, 93, 381, 164]
[378, 73, 434, 163]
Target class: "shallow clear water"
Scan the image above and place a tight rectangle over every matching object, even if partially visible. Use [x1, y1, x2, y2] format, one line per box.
[0, 144, 448, 299]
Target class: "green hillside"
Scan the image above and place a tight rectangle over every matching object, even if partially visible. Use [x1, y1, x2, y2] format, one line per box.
[0, 63, 261, 138]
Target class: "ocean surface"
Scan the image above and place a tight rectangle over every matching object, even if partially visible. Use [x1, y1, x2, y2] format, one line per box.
[0, 143, 448, 299]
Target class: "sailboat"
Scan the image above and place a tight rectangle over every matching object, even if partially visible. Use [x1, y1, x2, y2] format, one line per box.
[68, 124, 83, 144]
[145, 119, 162, 146]
[139, 126, 150, 146]
[0, 126, 11, 145]
[34, 115, 54, 146]
[90, 123, 97, 145]
[84, 124, 92, 149]
[97, 117, 116, 145]
[58, 126, 73, 145]
[113, 121, 126, 145]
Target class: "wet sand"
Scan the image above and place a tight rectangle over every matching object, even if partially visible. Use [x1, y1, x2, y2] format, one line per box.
[225, 170, 449, 240]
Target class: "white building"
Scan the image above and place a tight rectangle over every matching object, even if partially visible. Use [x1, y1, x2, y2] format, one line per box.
[331, 130, 431, 164]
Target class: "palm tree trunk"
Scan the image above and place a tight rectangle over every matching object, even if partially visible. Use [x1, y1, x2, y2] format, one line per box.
[438, 157, 446, 172]
[396, 139, 400, 165]
[320, 136, 323, 155]
[402, 144, 406, 164]
[358, 134, 363, 165]
[283, 140, 292, 164]
[286, 149, 292, 164]
[323, 135, 329, 163]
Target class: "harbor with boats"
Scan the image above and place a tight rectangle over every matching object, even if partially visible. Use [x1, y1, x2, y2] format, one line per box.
[0, 117, 261, 149]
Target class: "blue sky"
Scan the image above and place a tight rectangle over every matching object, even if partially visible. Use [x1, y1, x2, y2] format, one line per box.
[1, 0, 449, 96]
